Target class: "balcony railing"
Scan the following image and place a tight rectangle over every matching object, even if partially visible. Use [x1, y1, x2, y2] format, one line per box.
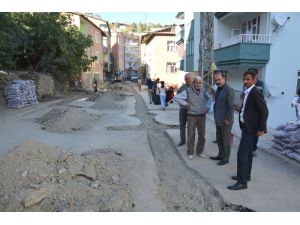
[214, 34, 272, 49]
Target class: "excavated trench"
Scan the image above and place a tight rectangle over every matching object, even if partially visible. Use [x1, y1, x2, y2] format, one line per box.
[108, 84, 253, 212]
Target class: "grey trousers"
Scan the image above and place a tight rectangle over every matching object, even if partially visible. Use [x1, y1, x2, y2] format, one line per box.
[179, 108, 188, 143]
[216, 123, 233, 161]
[187, 115, 206, 155]
[148, 90, 153, 103]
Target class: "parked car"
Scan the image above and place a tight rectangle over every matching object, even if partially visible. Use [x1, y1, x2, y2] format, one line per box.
[130, 70, 139, 82]
[113, 70, 123, 82]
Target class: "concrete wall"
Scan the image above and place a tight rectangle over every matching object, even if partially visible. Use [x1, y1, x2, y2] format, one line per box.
[264, 12, 300, 127]
[193, 12, 201, 72]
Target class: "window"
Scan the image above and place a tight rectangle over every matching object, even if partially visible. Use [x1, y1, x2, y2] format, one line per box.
[167, 41, 177, 52]
[95, 51, 100, 64]
[186, 38, 194, 56]
[241, 16, 260, 35]
[166, 62, 176, 73]
[95, 32, 100, 43]
[297, 71, 300, 92]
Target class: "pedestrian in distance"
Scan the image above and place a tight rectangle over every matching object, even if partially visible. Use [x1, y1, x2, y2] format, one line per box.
[137, 77, 142, 94]
[159, 81, 166, 111]
[146, 78, 153, 104]
[291, 88, 300, 120]
[174, 76, 212, 160]
[228, 70, 269, 190]
[210, 70, 235, 166]
[176, 73, 194, 146]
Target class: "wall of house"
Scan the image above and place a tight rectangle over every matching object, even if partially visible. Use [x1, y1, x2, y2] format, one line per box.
[144, 35, 182, 87]
[80, 17, 104, 87]
[184, 12, 194, 72]
[193, 12, 201, 72]
[264, 12, 300, 127]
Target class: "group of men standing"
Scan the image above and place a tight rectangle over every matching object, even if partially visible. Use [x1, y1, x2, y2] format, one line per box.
[174, 69, 269, 191]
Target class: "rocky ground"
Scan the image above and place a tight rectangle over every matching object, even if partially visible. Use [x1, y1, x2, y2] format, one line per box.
[0, 81, 248, 212]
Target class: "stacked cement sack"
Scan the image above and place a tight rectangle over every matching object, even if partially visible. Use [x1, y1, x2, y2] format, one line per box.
[272, 120, 300, 163]
[5, 80, 39, 108]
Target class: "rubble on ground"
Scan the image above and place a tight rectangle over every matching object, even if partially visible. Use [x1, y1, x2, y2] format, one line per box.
[0, 140, 132, 211]
[36, 106, 100, 133]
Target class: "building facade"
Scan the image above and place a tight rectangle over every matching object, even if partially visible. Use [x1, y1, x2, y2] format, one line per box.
[141, 26, 182, 87]
[213, 12, 300, 127]
[84, 14, 112, 78]
[69, 13, 106, 89]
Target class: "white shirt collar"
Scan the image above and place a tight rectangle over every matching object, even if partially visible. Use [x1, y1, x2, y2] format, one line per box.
[244, 85, 255, 94]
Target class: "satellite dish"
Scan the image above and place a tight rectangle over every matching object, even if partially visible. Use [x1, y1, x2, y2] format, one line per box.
[273, 15, 287, 26]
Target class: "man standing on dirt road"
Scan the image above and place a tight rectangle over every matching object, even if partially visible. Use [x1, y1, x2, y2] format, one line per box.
[210, 70, 235, 166]
[174, 76, 212, 160]
[228, 70, 268, 190]
[176, 73, 194, 147]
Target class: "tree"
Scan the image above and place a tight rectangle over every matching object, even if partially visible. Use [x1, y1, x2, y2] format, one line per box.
[0, 12, 95, 82]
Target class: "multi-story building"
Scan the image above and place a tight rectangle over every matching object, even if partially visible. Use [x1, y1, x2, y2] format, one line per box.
[124, 34, 141, 73]
[141, 26, 182, 87]
[84, 13, 112, 78]
[175, 12, 185, 79]
[111, 31, 125, 71]
[69, 13, 106, 89]
[183, 12, 201, 74]
[213, 12, 300, 127]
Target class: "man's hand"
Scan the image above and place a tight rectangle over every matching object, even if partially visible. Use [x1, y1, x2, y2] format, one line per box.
[224, 119, 231, 125]
[233, 104, 240, 112]
[256, 131, 265, 136]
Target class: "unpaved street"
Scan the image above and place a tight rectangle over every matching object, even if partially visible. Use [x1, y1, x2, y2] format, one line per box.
[0, 82, 247, 211]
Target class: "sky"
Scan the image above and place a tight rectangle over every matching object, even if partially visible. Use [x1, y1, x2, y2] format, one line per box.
[96, 12, 178, 25]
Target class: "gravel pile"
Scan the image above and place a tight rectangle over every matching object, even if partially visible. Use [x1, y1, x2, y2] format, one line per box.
[92, 91, 125, 110]
[37, 106, 100, 133]
[272, 120, 300, 162]
[0, 140, 132, 211]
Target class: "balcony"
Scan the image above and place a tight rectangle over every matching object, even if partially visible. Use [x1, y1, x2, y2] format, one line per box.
[214, 34, 271, 66]
[176, 30, 184, 44]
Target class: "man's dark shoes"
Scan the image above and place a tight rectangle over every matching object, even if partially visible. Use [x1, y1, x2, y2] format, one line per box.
[177, 142, 185, 147]
[231, 176, 250, 182]
[210, 156, 222, 160]
[217, 160, 228, 165]
[227, 182, 247, 190]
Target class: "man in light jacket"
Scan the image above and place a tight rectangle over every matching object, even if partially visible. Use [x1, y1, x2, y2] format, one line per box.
[174, 76, 212, 160]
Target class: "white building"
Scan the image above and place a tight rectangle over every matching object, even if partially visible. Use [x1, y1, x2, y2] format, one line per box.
[213, 12, 300, 128]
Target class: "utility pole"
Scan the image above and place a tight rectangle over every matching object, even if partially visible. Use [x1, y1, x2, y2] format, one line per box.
[198, 12, 214, 91]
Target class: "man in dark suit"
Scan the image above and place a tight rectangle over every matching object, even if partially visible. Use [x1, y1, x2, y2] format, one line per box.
[228, 70, 269, 190]
[210, 70, 235, 165]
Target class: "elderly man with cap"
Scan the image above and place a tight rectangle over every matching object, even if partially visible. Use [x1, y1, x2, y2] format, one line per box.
[174, 76, 212, 160]
[176, 73, 194, 146]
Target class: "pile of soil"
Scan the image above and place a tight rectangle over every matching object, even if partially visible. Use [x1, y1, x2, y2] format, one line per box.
[92, 91, 125, 110]
[110, 82, 132, 92]
[0, 140, 132, 211]
[37, 106, 100, 133]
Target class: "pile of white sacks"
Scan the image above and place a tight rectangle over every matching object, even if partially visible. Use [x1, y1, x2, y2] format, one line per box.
[5, 80, 39, 108]
[272, 120, 300, 163]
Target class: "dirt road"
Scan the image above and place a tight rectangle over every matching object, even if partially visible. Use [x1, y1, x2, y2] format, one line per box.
[0, 82, 248, 211]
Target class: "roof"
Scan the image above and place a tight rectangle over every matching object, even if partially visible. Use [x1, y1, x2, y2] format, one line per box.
[84, 14, 111, 36]
[141, 26, 175, 44]
[69, 12, 107, 37]
[214, 12, 229, 19]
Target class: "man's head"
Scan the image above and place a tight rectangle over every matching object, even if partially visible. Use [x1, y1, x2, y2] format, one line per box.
[185, 73, 194, 86]
[214, 70, 226, 88]
[243, 70, 256, 89]
[247, 68, 258, 75]
[193, 76, 203, 90]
